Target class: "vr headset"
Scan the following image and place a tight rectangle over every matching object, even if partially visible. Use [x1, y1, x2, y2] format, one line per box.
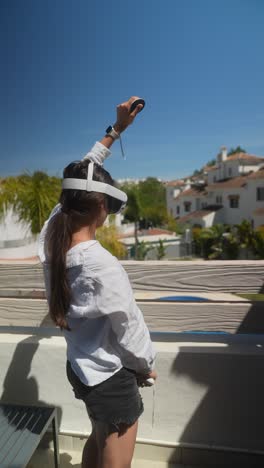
[62, 162, 127, 215]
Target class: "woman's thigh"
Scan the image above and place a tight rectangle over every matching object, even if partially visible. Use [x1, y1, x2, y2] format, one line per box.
[95, 419, 138, 468]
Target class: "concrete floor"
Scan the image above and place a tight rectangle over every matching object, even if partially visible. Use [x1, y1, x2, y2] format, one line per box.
[27, 448, 208, 468]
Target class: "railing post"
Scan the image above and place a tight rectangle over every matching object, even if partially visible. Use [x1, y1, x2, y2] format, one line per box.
[52, 409, 60, 468]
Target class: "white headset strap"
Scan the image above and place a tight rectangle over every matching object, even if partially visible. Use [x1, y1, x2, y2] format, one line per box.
[87, 161, 94, 191]
[62, 162, 127, 203]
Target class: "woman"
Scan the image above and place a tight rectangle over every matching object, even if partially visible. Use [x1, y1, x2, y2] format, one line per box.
[38, 96, 157, 468]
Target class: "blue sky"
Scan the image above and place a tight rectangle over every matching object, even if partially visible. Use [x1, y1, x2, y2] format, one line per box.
[1, 0, 264, 180]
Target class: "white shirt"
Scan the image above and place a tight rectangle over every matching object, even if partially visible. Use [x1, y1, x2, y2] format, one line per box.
[38, 142, 156, 386]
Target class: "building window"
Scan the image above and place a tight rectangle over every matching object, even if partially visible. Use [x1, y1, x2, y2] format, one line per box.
[201, 202, 207, 208]
[177, 206, 180, 215]
[184, 202, 191, 212]
[216, 195, 222, 204]
[228, 167, 232, 177]
[229, 195, 239, 208]
[213, 176, 216, 182]
[257, 187, 264, 201]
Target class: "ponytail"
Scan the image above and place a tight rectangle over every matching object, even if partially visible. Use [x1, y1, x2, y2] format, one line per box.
[46, 210, 72, 330]
[45, 158, 115, 331]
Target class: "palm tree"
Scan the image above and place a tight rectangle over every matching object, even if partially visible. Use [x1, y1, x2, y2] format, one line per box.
[235, 220, 254, 258]
[197, 224, 240, 259]
[0, 171, 61, 234]
[252, 230, 264, 259]
[198, 225, 226, 259]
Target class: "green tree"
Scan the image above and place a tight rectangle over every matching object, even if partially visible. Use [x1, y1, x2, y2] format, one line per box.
[196, 224, 240, 260]
[222, 230, 240, 260]
[206, 159, 216, 167]
[136, 241, 152, 260]
[198, 225, 226, 259]
[121, 178, 168, 259]
[163, 214, 180, 234]
[235, 219, 254, 257]
[0, 172, 61, 234]
[192, 226, 202, 256]
[137, 177, 167, 226]
[252, 230, 264, 259]
[192, 169, 203, 176]
[156, 239, 166, 260]
[228, 146, 246, 156]
[121, 184, 141, 258]
[96, 225, 127, 259]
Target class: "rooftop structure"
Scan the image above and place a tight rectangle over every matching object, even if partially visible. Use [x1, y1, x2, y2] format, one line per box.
[166, 147, 264, 229]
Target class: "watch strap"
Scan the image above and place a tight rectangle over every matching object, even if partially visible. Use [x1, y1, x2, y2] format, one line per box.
[106, 125, 120, 140]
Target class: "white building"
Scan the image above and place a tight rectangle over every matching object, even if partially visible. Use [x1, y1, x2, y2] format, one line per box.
[206, 146, 264, 184]
[166, 148, 264, 229]
[0, 206, 38, 259]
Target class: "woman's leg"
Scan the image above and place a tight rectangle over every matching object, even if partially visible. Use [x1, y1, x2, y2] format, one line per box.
[95, 419, 138, 468]
[82, 420, 99, 468]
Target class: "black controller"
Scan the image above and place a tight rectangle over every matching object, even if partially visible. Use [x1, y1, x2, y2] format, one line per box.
[130, 98, 145, 114]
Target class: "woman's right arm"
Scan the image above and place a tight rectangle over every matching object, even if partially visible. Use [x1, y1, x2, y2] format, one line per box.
[82, 96, 143, 164]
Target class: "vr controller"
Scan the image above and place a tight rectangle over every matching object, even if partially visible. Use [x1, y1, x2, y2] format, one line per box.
[129, 98, 145, 114]
[145, 377, 155, 386]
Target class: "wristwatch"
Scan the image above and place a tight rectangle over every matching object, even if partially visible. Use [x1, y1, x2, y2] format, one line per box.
[105, 125, 120, 140]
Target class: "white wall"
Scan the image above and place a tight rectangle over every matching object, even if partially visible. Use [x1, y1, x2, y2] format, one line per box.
[0, 207, 38, 258]
[0, 207, 32, 242]
[180, 209, 224, 229]
[220, 188, 246, 225]
[166, 186, 183, 218]
[1, 330, 264, 452]
[207, 161, 262, 185]
[246, 178, 264, 227]
[239, 164, 262, 175]
[0, 241, 38, 259]
[205, 177, 264, 227]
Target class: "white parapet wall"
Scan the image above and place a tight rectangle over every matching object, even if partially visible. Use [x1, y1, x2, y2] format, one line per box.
[0, 329, 264, 454]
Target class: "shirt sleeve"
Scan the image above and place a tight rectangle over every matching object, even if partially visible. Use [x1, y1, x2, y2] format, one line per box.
[94, 262, 156, 374]
[82, 141, 112, 166]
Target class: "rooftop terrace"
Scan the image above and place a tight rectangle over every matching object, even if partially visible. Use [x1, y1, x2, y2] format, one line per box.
[0, 260, 263, 467]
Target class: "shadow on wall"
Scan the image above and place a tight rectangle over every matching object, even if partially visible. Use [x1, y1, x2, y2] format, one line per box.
[0, 315, 80, 467]
[168, 283, 264, 466]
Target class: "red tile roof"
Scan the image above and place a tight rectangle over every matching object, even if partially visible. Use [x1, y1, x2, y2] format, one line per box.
[253, 207, 264, 216]
[226, 153, 264, 162]
[175, 188, 207, 199]
[118, 228, 175, 239]
[207, 176, 248, 190]
[247, 168, 264, 179]
[203, 165, 218, 172]
[144, 228, 174, 235]
[178, 209, 219, 223]
[166, 180, 185, 187]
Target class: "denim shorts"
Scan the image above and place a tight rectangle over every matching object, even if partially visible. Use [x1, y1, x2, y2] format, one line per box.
[66, 361, 144, 435]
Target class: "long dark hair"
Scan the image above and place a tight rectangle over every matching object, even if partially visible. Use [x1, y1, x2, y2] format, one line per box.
[46, 159, 115, 330]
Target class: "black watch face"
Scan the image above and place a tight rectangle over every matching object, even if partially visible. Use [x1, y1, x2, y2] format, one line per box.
[106, 126, 112, 133]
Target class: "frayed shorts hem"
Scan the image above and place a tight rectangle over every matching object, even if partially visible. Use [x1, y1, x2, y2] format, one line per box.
[66, 361, 144, 436]
[88, 408, 144, 437]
